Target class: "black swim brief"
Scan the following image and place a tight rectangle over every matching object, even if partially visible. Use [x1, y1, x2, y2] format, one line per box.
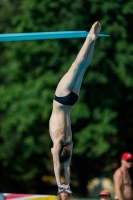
[54, 91, 78, 106]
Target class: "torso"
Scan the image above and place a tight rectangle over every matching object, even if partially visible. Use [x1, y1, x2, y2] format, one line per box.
[49, 100, 73, 145]
[114, 168, 133, 200]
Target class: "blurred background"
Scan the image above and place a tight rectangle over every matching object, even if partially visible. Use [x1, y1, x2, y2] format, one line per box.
[0, 0, 133, 198]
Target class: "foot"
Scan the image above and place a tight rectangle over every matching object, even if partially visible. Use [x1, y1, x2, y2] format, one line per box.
[88, 21, 101, 41]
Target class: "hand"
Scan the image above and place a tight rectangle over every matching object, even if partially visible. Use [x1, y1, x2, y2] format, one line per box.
[64, 184, 69, 189]
[58, 184, 67, 194]
[59, 183, 66, 188]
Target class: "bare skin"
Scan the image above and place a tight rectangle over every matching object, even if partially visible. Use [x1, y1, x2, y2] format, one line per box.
[49, 21, 101, 189]
[57, 192, 73, 200]
[113, 159, 133, 200]
[59, 192, 69, 200]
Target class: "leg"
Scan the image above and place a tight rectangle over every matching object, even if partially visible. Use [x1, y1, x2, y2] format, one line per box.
[55, 21, 101, 96]
[68, 41, 96, 95]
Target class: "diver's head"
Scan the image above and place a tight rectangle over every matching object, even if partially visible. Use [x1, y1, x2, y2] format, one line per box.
[57, 192, 73, 200]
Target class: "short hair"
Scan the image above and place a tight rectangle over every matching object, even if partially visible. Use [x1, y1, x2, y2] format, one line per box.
[57, 193, 73, 200]
[60, 145, 71, 163]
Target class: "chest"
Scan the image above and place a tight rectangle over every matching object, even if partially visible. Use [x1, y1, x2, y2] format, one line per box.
[122, 172, 132, 184]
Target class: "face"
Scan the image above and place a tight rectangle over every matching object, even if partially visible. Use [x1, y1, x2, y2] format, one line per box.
[100, 195, 110, 200]
[124, 159, 133, 168]
[60, 192, 69, 200]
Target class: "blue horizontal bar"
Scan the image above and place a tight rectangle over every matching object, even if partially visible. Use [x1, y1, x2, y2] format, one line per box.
[0, 31, 110, 42]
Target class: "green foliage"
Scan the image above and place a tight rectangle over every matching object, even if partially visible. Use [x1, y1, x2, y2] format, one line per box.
[0, 0, 133, 196]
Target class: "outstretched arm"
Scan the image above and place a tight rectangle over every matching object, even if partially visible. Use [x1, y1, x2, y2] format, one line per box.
[64, 143, 73, 185]
[51, 142, 62, 187]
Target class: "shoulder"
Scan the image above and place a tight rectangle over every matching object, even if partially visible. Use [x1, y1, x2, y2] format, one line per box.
[113, 168, 123, 180]
[113, 168, 122, 177]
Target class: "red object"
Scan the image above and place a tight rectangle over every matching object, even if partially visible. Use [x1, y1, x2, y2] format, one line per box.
[4, 194, 33, 199]
[99, 190, 110, 196]
[121, 152, 133, 160]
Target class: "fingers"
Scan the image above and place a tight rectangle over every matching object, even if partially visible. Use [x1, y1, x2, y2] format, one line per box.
[65, 184, 69, 188]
